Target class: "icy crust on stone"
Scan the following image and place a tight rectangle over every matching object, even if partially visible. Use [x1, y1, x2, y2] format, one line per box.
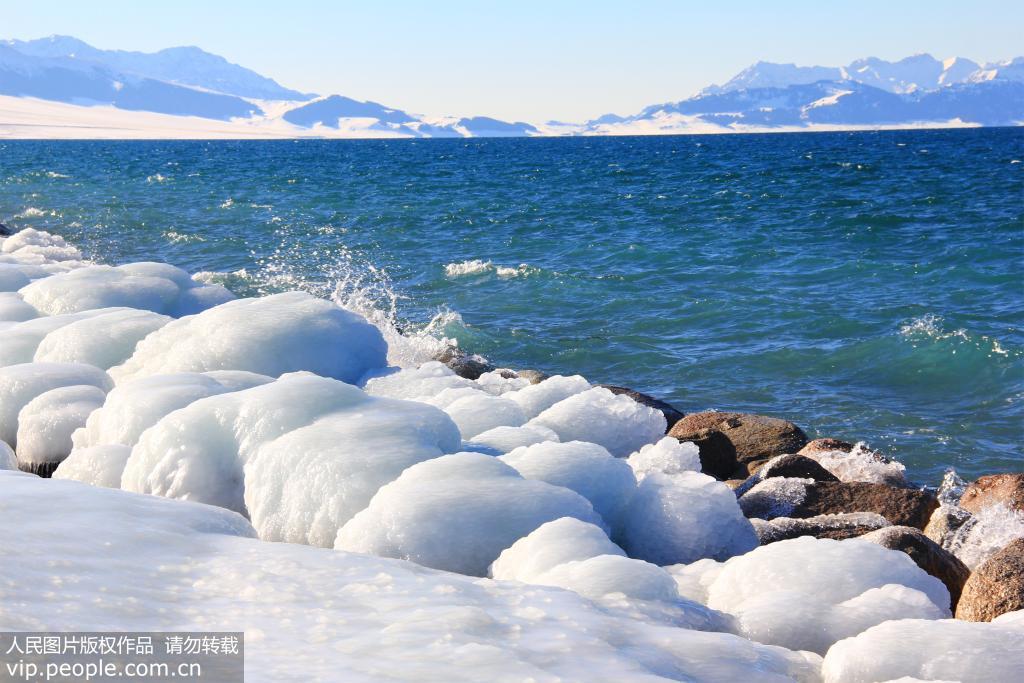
[336, 452, 605, 576]
[1, 473, 823, 683]
[442, 392, 527, 439]
[122, 374, 461, 548]
[0, 308, 131, 366]
[54, 444, 132, 488]
[666, 558, 726, 604]
[363, 361, 476, 400]
[491, 518, 626, 582]
[475, 369, 530, 395]
[33, 308, 171, 369]
[506, 374, 592, 419]
[1, 228, 84, 263]
[499, 441, 637, 528]
[0, 441, 16, 470]
[528, 386, 667, 457]
[821, 615, 1024, 683]
[627, 437, 702, 480]
[16, 385, 106, 467]
[944, 503, 1024, 569]
[0, 362, 112, 448]
[110, 292, 388, 385]
[18, 262, 234, 317]
[806, 443, 907, 486]
[0, 292, 38, 322]
[0, 266, 32, 292]
[737, 477, 814, 519]
[621, 471, 759, 565]
[700, 537, 951, 655]
[467, 424, 560, 453]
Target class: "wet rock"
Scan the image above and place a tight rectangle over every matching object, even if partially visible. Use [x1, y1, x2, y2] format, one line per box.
[956, 537, 1024, 621]
[0, 222, 12, 237]
[514, 369, 548, 385]
[924, 505, 972, 547]
[743, 458, 771, 477]
[677, 428, 737, 480]
[434, 347, 495, 380]
[960, 473, 1024, 515]
[757, 454, 839, 483]
[797, 438, 854, 456]
[795, 481, 938, 530]
[599, 385, 684, 432]
[752, 512, 889, 544]
[669, 411, 808, 467]
[861, 525, 971, 611]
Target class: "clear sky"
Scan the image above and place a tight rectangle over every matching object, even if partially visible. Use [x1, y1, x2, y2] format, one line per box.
[4, 1, 1022, 122]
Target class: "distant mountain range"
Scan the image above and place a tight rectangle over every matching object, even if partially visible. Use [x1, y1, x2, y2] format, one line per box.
[0, 36, 1019, 138]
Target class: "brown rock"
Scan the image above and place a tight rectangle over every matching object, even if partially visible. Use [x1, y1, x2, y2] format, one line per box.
[798, 438, 855, 456]
[724, 479, 746, 490]
[599, 385, 684, 432]
[924, 505, 972, 547]
[861, 525, 971, 611]
[677, 428, 737, 480]
[757, 454, 839, 483]
[669, 411, 808, 466]
[960, 473, 1024, 515]
[956, 538, 1024, 621]
[752, 512, 889, 544]
[744, 458, 771, 477]
[795, 481, 938, 530]
[434, 347, 495, 380]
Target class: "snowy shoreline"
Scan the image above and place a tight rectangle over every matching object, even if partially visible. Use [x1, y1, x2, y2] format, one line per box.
[1, 224, 1022, 682]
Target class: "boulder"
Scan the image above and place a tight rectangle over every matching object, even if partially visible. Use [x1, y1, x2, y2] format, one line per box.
[757, 454, 839, 483]
[752, 512, 889, 544]
[860, 525, 971, 611]
[956, 537, 1024, 621]
[677, 427, 737, 480]
[798, 438, 854, 456]
[0, 222, 12, 237]
[960, 473, 1024, 515]
[599, 385, 684, 431]
[434, 347, 495, 380]
[795, 481, 938, 530]
[924, 505, 972, 547]
[669, 412, 808, 466]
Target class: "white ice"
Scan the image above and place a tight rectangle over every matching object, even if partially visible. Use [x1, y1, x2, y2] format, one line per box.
[627, 437, 703, 480]
[15, 384, 106, 468]
[0, 362, 112, 448]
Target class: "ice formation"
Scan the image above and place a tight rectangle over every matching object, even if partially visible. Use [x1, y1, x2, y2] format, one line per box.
[336, 452, 604, 576]
[1, 227, 83, 263]
[442, 392, 527, 439]
[528, 386, 666, 457]
[620, 471, 759, 565]
[110, 291, 389, 384]
[506, 374, 592, 419]
[806, 443, 907, 486]
[15, 384, 106, 471]
[33, 308, 171, 368]
[490, 517, 626, 582]
[364, 361, 476, 400]
[467, 424, 560, 453]
[499, 441, 637, 528]
[0, 308, 125, 365]
[821, 614, 1024, 682]
[701, 537, 951, 654]
[19, 262, 233, 316]
[0, 292, 38, 321]
[0, 441, 16, 470]
[1, 472, 824, 682]
[627, 436, 703, 480]
[0, 362, 112, 448]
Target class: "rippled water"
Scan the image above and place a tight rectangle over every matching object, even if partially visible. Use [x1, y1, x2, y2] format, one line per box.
[1, 129, 1022, 482]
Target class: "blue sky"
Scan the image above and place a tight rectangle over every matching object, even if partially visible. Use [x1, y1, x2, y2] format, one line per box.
[4, 1, 1022, 121]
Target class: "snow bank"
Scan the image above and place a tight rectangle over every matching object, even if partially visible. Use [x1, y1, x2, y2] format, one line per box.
[528, 386, 666, 457]
[120, 374, 461, 548]
[703, 537, 950, 654]
[336, 452, 604, 576]
[33, 308, 171, 369]
[110, 291, 388, 385]
[0, 362, 112, 448]
[16, 384, 106, 470]
[821, 615, 1024, 683]
[0, 471, 823, 682]
[499, 441, 637, 528]
[620, 471, 759, 565]
[627, 437, 702, 479]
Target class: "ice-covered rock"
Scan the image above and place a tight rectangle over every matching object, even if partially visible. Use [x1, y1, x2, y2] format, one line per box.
[666, 558, 726, 604]
[475, 369, 530, 395]
[806, 442, 907, 486]
[19, 262, 233, 316]
[620, 471, 759, 565]
[499, 441, 637, 528]
[703, 537, 950, 654]
[0, 472, 824, 682]
[336, 452, 604, 576]
[0, 265, 32, 292]
[121, 374, 461, 549]
[110, 292, 388, 385]
[0, 441, 16, 470]
[821, 615, 1024, 683]
[16, 384, 106, 474]
[443, 392, 527, 439]
[1, 228, 82, 262]
[528, 386, 666, 457]
[363, 361, 476, 399]
[507, 374, 591, 419]
[0, 308, 130, 366]
[33, 308, 171, 369]
[490, 517, 626, 582]
[627, 437, 702, 480]
[0, 292, 38, 322]
[54, 444, 132, 488]
[0, 362, 112, 448]
[467, 424, 560, 453]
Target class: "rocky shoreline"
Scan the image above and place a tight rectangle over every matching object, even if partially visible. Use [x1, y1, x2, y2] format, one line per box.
[437, 346, 1024, 621]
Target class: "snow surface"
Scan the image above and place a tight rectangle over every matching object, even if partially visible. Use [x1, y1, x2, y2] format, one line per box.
[0, 472, 824, 682]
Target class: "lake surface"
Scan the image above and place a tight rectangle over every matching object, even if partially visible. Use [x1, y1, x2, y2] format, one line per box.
[2, 128, 1021, 482]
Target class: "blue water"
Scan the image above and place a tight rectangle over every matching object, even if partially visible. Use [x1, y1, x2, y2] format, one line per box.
[2, 129, 1022, 483]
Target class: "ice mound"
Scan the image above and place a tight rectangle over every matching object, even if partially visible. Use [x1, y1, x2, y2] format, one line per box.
[1, 228, 82, 262]
[703, 537, 950, 654]
[808, 443, 907, 486]
[0, 441, 16, 470]
[54, 444, 132, 488]
[19, 262, 234, 316]
[531, 554, 681, 602]
[33, 308, 171, 369]
[475, 369, 530, 395]
[499, 441, 637, 528]
[666, 558, 726, 604]
[0, 265, 32, 292]
[528, 386, 666, 457]
[16, 384, 106, 472]
[0, 292, 38, 322]
[121, 374, 460, 547]
[821, 615, 1024, 682]
[364, 361, 476, 400]
[507, 374, 592, 419]
[443, 392, 527, 439]
[0, 308, 132, 366]
[1, 472, 823, 682]
[627, 437, 702, 479]
[0, 362, 112, 448]
[335, 452, 604, 576]
[468, 424, 560, 453]
[490, 517, 626, 582]
[110, 292, 388, 385]
[621, 471, 759, 565]
[737, 477, 814, 519]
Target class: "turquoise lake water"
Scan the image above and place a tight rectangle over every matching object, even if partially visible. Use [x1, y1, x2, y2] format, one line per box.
[1, 128, 1021, 482]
